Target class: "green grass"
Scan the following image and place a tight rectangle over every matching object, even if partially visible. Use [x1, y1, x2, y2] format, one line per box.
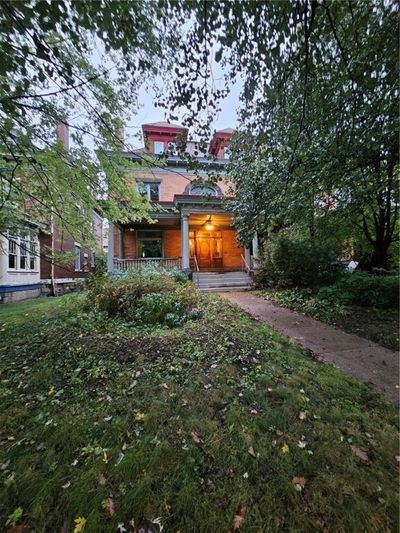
[0, 295, 398, 532]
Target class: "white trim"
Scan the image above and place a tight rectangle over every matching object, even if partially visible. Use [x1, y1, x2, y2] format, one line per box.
[74, 242, 81, 271]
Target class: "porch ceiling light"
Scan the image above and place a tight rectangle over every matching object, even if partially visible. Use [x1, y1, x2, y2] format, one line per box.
[203, 216, 214, 231]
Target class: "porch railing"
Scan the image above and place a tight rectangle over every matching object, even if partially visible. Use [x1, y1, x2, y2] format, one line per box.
[113, 257, 182, 270]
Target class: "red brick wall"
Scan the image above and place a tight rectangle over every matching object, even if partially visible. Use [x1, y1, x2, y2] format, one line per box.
[132, 171, 231, 202]
[39, 229, 91, 279]
[164, 229, 181, 257]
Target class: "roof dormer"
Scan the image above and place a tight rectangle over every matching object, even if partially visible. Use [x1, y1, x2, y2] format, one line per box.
[142, 121, 188, 155]
[208, 128, 235, 159]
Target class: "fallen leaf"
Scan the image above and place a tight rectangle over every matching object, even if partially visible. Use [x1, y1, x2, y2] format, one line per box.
[191, 430, 202, 445]
[276, 430, 284, 436]
[233, 507, 247, 530]
[299, 411, 307, 420]
[164, 503, 172, 512]
[134, 412, 146, 422]
[298, 440, 307, 449]
[292, 476, 307, 489]
[105, 497, 115, 517]
[351, 445, 370, 463]
[247, 446, 256, 458]
[102, 452, 110, 464]
[115, 452, 125, 465]
[242, 472, 249, 479]
[98, 474, 107, 485]
[281, 443, 289, 454]
[73, 516, 87, 533]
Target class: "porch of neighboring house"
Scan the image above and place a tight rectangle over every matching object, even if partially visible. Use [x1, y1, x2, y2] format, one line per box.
[108, 210, 259, 274]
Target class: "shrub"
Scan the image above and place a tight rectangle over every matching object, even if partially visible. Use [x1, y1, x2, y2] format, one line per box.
[330, 273, 399, 309]
[85, 266, 198, 327]
[257, 237, 339, 288]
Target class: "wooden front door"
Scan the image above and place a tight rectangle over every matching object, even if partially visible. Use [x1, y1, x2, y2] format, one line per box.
[190, 231, 223, 270]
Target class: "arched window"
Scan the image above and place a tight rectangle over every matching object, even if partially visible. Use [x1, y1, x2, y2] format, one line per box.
[186, 181, 221, 196]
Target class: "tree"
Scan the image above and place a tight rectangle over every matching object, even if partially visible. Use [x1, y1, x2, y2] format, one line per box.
[162, 1, 399, 269]
[0, 0, 179, 246]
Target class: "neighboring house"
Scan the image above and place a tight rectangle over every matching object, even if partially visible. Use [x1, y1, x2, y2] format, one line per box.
[108, 121, 258, 274]
[0, 123, 103, 302]
[0, 224, 42, 302]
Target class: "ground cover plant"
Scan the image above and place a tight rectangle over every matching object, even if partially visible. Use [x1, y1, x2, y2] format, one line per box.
[0, 293, 398, 532]
[255, 273, 399, 352]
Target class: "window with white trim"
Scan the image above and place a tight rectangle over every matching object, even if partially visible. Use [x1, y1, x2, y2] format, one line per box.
[153, 141, 164, 155]
[8, 237, 17, 269]
[139, 182, 160, 201]
[7, 233, 38, 271]
[74, 244, 81, 271]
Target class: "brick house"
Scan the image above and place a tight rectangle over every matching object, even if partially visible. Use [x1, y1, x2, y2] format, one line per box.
[0, 123, 104, 302]
[108, 122, 259, 280]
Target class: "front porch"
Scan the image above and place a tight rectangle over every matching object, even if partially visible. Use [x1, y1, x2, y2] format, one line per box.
[108, 208, 259, 273]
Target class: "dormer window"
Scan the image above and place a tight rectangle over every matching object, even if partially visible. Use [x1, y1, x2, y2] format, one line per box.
[224, 147, 231, 159]
[168, 142, 177, 155]
[153, 141, 164, 155]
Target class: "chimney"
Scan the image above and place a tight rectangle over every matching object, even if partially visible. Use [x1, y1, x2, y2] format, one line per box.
[57, 121, 69, 151]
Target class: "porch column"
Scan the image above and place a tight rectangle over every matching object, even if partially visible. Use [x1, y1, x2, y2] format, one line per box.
[107, 221, 114, 272]
[118, 225, 123, 259]
[252, 232, 259, 259]
[181, 214, 190, 270]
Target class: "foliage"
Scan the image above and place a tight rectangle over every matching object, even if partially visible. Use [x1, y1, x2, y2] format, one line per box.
[0, 294, 398, 532]
[256, 236, 339, 288]
[321, 273, 399, 309]
[86, 267, 196, 327]
[260, 287, 350, 323]
[215, 0, 399, 269]
[0, 0, 178, 245]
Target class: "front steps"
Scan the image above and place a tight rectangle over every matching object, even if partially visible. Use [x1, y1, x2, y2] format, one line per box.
[193, 271, 253, 292]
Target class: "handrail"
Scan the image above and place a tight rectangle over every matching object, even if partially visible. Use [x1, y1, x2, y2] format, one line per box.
[241, 254, 251, 273]
[193, 255, 200, 288]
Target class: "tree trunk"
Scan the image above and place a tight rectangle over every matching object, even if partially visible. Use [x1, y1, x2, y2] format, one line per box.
[370, 240, 389, 270]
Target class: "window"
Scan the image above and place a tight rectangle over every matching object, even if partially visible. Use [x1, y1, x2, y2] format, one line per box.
[189, 183, 217, 196]
[7, 232, 38, 271]
[137, 230, 163, 258]
[8, 237, 17, 269]
[29, 240, 37, 270]
[153, 141, 164, 155]
[139, 182, 160, 201]
[223, 147, 231, 159]
[74, 244, 81, 271]
[19, 235, 28, 269]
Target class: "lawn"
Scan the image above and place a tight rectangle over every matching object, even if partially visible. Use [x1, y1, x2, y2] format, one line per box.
[0, 294, 398, 532]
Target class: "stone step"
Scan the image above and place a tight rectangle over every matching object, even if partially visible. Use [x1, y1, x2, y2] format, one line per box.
[198, 280, 252, 288]
[199, 285, 251, 293]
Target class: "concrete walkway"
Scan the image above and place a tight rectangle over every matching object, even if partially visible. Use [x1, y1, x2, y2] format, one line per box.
[220, 292, 399, 405]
